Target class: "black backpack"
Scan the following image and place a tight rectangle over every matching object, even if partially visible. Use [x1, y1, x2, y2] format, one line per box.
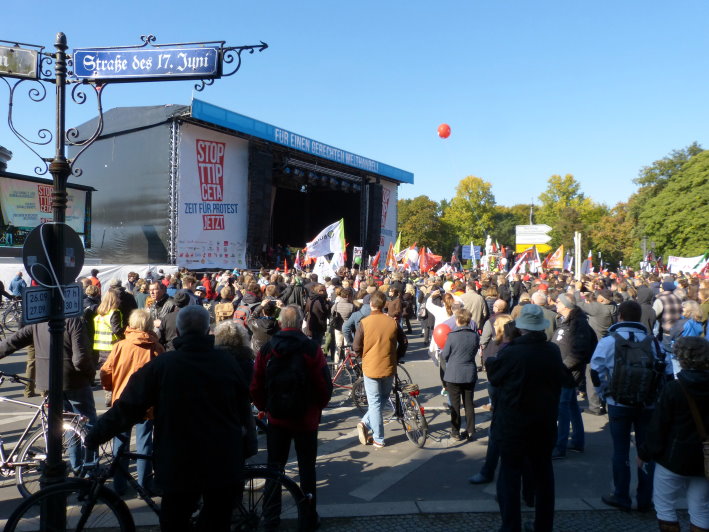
[265, 349, 310, 419]
[608, 332, 663, 407]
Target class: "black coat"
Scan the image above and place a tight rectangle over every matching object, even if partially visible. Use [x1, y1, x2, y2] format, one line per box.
[86, 333, 252, 492]
[639, 370, 709, 477]
[0, 317, 94, 390]
[486, 331, 573, 453]
[552, 308, 597, 386]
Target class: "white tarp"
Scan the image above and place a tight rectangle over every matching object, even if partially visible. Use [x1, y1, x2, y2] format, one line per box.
[176, 124, 249, 270]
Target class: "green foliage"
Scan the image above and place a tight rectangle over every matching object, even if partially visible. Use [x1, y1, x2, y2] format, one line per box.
[589, 203, 636, 268]
[397, 195, 456, 255]
[536, 174, 608, 251]
[493, 204, 531, 247]
[441, 176, 496, 244]
[638, 150, 709, 258]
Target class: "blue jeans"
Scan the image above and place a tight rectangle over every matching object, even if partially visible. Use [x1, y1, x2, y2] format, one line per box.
[555, 386, 584, 453]
[361, 375, 394, 444]
[607, 404, 655, 507]
[112, 419, 154, 494]
[63, 386, 97, 471]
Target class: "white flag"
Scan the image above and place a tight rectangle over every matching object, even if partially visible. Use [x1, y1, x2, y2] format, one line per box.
[305, 219, 345, 258]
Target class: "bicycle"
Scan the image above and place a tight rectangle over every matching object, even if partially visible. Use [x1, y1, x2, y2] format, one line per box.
[352, 368, 428, 448]
[351, 362, 413, 413]
[0, 371, 95, 497]
[1, 298, 23, 333]
[327, 346, 363, 407]
[4, 435, 310, 531]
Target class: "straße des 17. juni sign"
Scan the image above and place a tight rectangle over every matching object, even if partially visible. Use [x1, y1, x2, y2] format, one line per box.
[73, 46, 220, 81]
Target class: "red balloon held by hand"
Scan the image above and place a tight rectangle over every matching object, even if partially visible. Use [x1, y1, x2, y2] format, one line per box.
[433, 323, 452, 349]
[437, 123, 451, 139]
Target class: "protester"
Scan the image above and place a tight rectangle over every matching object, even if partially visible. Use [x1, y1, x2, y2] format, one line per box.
[485, 304, 573, 532]
[86, 305, 253, 531]
[250, 304, 332, 529]
[441, 308, 479, 441]
[354, 290, 408, 448]
[590, 300, 673, 512]
[100, 309, 164, 495]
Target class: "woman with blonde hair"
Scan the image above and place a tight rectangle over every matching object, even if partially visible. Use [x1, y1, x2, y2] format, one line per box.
[100, 309, 164, 495]
[94, 289, 125, 406]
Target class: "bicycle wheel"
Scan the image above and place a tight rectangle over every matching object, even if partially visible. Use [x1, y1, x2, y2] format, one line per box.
[16, 420, 85, 497]
[327, 361, 354, 407]
[3, 303, 22, 332]
[4, 478, 135, 531]
[233, 465, 307, 531]
[352, 378, 396, 422]
[351, 377, 368, 414]
[396, 364, 413, 386]
[399, 392, 428, 448]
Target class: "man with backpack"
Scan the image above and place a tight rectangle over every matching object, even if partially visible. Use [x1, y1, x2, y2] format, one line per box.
[590, 300, 673, 512]
[250, 304, 333, 530]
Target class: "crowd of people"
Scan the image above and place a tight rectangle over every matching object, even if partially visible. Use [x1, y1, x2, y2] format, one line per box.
[0, 263, 707, 531]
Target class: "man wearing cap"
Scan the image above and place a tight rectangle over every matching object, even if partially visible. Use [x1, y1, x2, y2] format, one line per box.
[653, 280, 682, 341]
[485, 304, 573, 532]
[551, 294, 597, 459]
[575, 288, 618, 416]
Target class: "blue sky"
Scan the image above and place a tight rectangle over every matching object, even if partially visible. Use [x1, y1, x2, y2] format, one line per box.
[1, 1, 708, 209]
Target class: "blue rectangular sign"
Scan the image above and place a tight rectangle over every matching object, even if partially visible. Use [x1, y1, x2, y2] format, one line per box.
[462, 245, 481, 260]
[73, 47, 220, 81]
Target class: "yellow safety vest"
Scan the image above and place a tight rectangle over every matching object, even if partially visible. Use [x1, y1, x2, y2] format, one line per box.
[93, 309, 122, 352]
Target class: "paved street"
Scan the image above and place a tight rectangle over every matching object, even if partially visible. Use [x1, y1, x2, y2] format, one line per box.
[0, 322, 688, 530]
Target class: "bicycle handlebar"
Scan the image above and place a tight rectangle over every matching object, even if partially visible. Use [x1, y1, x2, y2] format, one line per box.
[0, 371, 34, 385]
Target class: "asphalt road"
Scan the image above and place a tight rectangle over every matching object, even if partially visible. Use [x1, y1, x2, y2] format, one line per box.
[0, 321, 686, 530]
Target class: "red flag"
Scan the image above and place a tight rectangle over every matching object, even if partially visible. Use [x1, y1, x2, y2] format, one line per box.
[371, 250, 381, 269]
[284, 258, 289, 274]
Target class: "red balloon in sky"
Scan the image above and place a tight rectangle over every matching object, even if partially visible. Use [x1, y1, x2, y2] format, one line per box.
[437, 123, 451, 139]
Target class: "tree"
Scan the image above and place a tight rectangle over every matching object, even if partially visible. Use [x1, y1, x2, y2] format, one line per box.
[589, 203, 636, 268]
[627, 143, 705, 263]
[397, 195, 455, 255]
[536, 174, 606, 250]
[441, 176, 496, 244]
[638, 150, 709, 258]
[492, 204, 532, 248]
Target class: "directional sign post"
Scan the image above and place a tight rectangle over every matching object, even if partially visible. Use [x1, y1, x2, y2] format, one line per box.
[516, 224, 552, 245]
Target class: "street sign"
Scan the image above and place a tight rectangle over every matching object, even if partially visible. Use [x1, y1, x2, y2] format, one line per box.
[517, 233, 552, 245]
[73, 46, 220, 81]
[515, 224, 552, 235]
[22, 223, 85, 286]
[0, 45, 38, 79]
[22, 283, 83, 324]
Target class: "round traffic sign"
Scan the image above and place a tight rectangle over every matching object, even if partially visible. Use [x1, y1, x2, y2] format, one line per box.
[22, 223, 85, 286]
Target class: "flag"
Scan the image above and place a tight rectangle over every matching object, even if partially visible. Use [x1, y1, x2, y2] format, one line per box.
[546, 245, 564, 269]
[393, 232, 402, 255]
[313, 256, 336, 279]
[330, 252, 345, 272]
[563, 253, 573, 272]
[692, 250, 709, 269]
[404, 244, 419, 271]
[385, 242, 397, 270]
[284, 258, 289, 274]
[507, 247, 533, 279]
[294, 250, 302, 270]
[370, 250, 381, 269]
[305, 219, 345, 258]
